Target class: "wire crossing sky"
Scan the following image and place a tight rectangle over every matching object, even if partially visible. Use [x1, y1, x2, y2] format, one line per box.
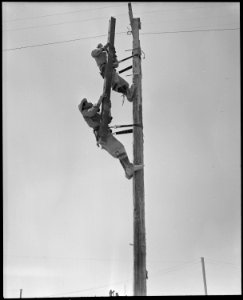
[3, 2, 240, 297]
[3, 28, 240, 51]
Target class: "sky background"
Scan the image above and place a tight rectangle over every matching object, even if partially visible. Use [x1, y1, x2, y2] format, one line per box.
[3, 2, 241, 297]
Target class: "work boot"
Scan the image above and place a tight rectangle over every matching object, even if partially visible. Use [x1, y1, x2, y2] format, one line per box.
[126, 84, 136, 102]
[125, 163, 144, 180]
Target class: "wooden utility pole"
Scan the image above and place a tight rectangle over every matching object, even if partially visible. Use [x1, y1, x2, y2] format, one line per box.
[100, 17, 116, 138]
[103, 17, 116, 101]
[201, 257, 208, 295]
[128, 3, 147, 296]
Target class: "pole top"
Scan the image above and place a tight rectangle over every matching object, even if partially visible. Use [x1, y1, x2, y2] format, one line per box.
[128, 2, 133, 22]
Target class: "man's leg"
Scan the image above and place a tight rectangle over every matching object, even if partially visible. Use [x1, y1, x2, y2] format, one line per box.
[98, 133, 143, 179]
[111, 70, 136, 102]
[99, 64, 106, 78]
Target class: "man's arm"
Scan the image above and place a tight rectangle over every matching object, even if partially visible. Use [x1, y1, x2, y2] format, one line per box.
[91, 48, 103, 57]
[82, 105, 100, 117]
[104, 43, 119, 68]
[103, 42, 110, 51]
[96, 93, 107, 107]
[91, 43, 110, 57]
[82, 93, 107, 117]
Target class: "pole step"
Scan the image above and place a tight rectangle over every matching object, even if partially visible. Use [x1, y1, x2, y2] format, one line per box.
[118, 65, 133, 74]
[112, 129, 133, 135]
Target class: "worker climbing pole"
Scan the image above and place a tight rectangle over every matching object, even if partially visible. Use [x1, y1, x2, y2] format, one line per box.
[78, 15, 143, 180]
[78, 3, 146, 295]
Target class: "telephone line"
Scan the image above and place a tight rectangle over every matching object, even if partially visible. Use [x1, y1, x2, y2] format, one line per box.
[4, 4, 233, 32]
[3, 27, 239, 52]
[4, 3, 231, 23]
[4, 15, 114, 32]
[141, 27, 239, 35]
[48, 278, 130, 297]
[47, 260, 200, 297]
[4, 4, 126, 22]
[2, 32, 125, 51]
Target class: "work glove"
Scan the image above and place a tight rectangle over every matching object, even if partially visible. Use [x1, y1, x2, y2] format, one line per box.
[103, 42, 110, 50]
[96, 93, 107, 107]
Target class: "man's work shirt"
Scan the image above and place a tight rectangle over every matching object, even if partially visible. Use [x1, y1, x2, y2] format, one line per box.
[81, 104, 101, 130]
[91, 47, 107, 69]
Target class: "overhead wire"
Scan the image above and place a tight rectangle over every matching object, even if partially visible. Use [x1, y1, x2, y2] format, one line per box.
[6, 256, 238, 296]
[4, 254, 202, 265]
[4, 2, 171, 24]
[2, 32, 124, 51]
[18, 257, 240, 297]
[150, 260, 200, 278]
[46, 259, 238, 297]
[140, 27, 239, 35]
[48, 278, 131, 297]
[205, 257, 240, 265]
[3, 8, 168, 32]
[3, 4, 235, 32]
[3, 27, 239, 52]
[5, 254, 201, 296]
[4, 2, 234, 23]
[3, 4, 126, 22]
[206, 261, 240, 271]
[4, 253, 132, 263]
[47, 259, 200, 297]
[204, 258, 241, 269]
[3, 15, 116, 32]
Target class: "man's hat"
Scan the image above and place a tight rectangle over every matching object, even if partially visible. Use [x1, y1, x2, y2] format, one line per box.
[78, 98, 87, 111]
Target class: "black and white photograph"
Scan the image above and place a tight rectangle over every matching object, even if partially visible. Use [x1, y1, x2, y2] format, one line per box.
[2, 2, 241, 297]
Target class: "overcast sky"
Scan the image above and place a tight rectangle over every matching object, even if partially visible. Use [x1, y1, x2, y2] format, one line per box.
[3, 2, 241, 297]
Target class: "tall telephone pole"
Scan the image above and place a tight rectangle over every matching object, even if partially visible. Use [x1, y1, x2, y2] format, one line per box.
[201, 257, 208, 295]
[128, 3, 147, 296]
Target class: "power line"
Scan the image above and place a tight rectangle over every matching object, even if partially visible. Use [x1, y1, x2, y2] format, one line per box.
[3, 4, 236, 32]
[206, 261, 240, 270]
[151, 260, 200, 278]
[4, 254, 132, 263]
[48, 278, 130, 297]
[2, 32, 124, 51]
[3, 4, 126, 22]
[4, 2, 234, 24]
[3, 27, 239, 52]
[47, 260, 200, 297]
[5, 254, 202, 265]
[140, 27, 240, 35]
[3, 15, 113, 32]
[5, 2, 172, 24]
[205, 258, 241, 268]
[3, 8, 151, 32]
